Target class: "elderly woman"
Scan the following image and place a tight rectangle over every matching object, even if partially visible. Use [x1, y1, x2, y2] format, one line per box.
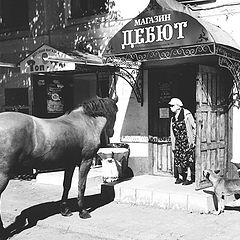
[169, 98, 196, 185]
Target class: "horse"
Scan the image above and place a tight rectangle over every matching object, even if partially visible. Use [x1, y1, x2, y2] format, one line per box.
[0, 96, 118, 236]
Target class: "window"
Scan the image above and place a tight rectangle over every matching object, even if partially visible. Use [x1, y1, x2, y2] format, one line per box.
[70, 0, 108, 19]
[0, 0, 29, 32]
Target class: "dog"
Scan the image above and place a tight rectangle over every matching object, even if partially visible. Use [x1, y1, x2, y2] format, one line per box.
[203, 169, 240, 214]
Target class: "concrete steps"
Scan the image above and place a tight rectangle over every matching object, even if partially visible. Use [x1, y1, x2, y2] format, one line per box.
[101, 175, 217, 214]
[37, 170, 232, 214]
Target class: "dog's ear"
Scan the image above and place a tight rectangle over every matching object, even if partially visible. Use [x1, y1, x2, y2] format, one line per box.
[203, 169, 210, 176]
[214, 170, 221, 174]
[203, 170, 210, 179]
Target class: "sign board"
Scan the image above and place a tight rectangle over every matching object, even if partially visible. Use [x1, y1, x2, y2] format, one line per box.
[104, 1, 213, 56]
[120, 136, 149, 143]
[20, 44, 75, 73]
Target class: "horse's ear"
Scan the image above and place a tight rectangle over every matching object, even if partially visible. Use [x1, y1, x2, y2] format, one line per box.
[112, 94, 118, 103]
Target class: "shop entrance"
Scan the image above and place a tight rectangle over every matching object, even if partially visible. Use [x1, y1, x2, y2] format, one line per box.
[148, 63, 232, 188]
[149, 64, 197, 176]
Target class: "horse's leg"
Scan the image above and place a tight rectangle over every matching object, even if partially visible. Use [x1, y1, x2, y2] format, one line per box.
[0, 173, 10, 237]
[78, 158, 92, 219]
[60, 166, 75, 217]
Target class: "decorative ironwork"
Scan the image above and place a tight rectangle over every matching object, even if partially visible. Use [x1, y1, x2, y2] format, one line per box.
[105, 43, 215, 62]
[219, 56, 240, 106]
[104, 56, 141, 69]
[104, 56, 143, 105]
[115, 66, 143, 105]
[216, 45, 240, 63]
[105, 43, 240, 106]
[216, 44, 240, 106]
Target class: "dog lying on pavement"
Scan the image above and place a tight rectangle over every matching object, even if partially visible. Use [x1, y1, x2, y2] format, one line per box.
[203, 169, 240, 215]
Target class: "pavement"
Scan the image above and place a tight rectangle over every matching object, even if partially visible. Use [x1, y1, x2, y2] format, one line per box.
[2, 167, 240, 240]
[36, 166, 218, 214]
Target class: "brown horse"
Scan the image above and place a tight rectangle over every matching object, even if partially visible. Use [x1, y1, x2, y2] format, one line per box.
[0, 96, 118, 236]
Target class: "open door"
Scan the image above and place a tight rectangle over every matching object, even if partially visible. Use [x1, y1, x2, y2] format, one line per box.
[195, 65, 231, 189]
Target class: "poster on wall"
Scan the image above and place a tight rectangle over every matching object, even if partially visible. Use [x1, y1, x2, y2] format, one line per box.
[47, 80, 64, 113]
[159, 108, 169, 118]
[158, 81, 172, 104]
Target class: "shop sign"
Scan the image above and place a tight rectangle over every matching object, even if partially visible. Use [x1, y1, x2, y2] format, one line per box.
[20, 44, 75, 73]
[121, 14, 188, 50]
[105, 7, 213, 55]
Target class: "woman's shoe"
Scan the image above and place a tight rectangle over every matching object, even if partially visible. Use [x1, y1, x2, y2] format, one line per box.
[175, 179, 183, 184]
[182, 180, 192, 185]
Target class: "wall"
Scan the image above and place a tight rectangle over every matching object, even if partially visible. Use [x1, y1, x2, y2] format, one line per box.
[196, 1, 240, 44]
[111, 70, 150, 176]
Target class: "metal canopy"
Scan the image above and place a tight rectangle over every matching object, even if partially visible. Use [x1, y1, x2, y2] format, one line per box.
[103, 0, 240, 58]
[19, 44, 116, 74]
[103, 0, 240, 105]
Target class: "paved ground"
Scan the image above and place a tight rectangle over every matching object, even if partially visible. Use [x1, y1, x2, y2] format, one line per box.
[1, 179, 240, 240]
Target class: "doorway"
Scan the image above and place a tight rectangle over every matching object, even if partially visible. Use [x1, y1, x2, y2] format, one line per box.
[148, 64, 197, 176]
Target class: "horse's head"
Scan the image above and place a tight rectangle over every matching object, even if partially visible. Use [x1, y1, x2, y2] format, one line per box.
[105, 109, 116, 137]
[104, 95, 118, 137]
[80, 96, 118, 137]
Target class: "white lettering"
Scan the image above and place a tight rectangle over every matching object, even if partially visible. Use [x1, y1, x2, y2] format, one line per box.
[154, 15, 159, 23]
[162, 24, 173, 41]
[145, 26, 155, 43]
[134, 14, 171, 26]
[121, 21, 188, 50]
[164, 14, 171, 21]
[134, 19, 141, 26]
[174, 21, 187, 39]
[134, 28, 145, 44]
[156, 25, 164, 42]
[121, 30, 134, 49]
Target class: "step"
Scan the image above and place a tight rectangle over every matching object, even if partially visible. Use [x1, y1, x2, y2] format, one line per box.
[101, 175, 217, 214]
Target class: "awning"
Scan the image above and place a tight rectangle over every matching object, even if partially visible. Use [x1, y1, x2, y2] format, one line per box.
[102, 0, 240, 105]
[19, 44, 116, 74]
[103, 0, 240, 62]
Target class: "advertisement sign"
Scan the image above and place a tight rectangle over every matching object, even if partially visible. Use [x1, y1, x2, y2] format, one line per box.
[104, 4, 213, 56]
[46, 80, 64, 113]
[20, 44, 75, 73]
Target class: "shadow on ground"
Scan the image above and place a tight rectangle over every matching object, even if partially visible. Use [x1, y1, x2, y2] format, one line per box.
[203, 189, 240, 213]
[3, 186, 115, 239]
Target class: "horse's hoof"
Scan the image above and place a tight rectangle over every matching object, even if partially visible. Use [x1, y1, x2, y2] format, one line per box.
[61, 208, 73, 217]
[79, 209, 91, 219]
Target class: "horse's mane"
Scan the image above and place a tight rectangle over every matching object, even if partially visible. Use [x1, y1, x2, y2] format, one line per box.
[69, 97, 118, 118]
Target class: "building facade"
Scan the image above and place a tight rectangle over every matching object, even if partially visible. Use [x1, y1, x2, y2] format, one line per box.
[1, 0, 240, 188]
